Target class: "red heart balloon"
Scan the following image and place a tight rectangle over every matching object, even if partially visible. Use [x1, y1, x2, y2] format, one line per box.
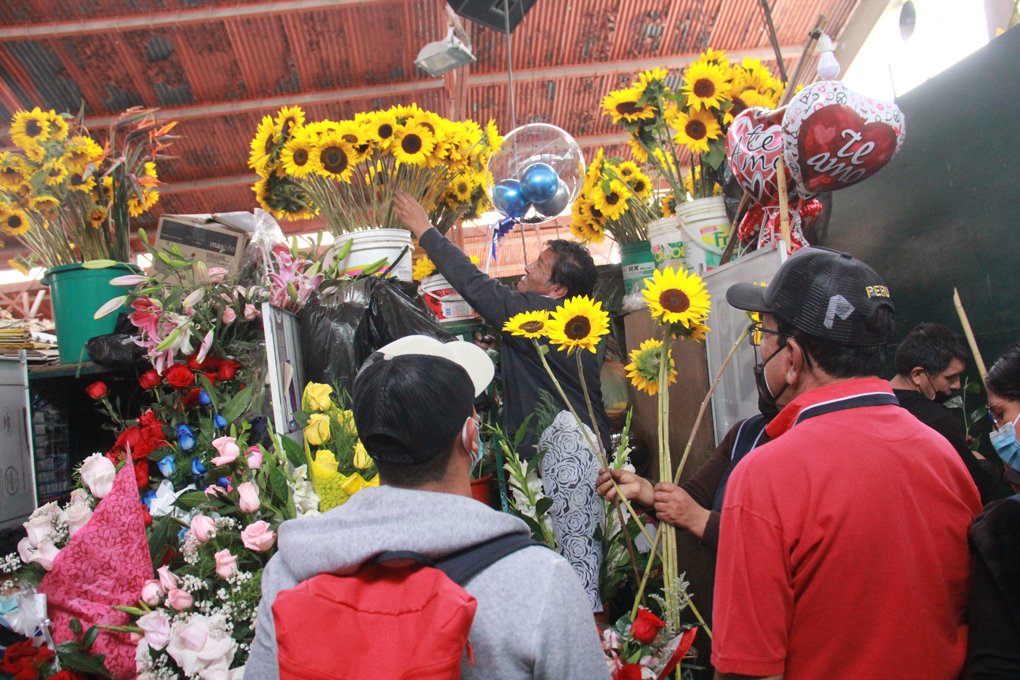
[726, 107, 787, 205]
[783, 81, 905, 197]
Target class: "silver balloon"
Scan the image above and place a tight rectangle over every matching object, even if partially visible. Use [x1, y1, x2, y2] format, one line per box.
[531, 179, 570, 219]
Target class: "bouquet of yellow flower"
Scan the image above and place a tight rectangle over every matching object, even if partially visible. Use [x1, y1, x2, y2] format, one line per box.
[601, 51, 782, 202]
[298, 382, 378, 511]
[0, 106, 176, 270]
[569, 149, 658, 245]
[249, 104, 501, 235]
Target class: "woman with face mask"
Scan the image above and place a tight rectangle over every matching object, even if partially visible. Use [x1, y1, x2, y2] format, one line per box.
[966, 341, 1020, 678]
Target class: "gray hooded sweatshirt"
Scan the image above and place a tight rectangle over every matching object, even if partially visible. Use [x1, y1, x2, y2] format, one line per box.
[246, 485, 610, 679]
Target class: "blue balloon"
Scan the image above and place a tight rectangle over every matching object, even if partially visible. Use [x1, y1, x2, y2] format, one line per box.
[532, 178, 570, 217]
[520, 163, 559, 203]
[492, 179, 529, 218]
[158, 454, 176, 477]
[191, 456, 206, 476]
[213, 413, 227, 429]
[198, 390, 212, 407]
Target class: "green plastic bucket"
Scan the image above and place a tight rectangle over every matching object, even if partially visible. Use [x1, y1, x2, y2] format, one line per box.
[42, 262, 139, 364]
[620, 240, 655, 296]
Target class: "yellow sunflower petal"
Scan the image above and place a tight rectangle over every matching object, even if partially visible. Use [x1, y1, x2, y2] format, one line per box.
[546, 296, 610, 354]
[641, 267, 711, 328]
[503, 310, 551, 339]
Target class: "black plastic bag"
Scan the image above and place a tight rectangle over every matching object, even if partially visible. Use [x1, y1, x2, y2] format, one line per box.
[300, 278, 452, 393]
[86, 312, 146, 368]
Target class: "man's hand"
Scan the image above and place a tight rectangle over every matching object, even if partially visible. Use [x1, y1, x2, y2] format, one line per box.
[653, 483, 711, 538]
[473, 331, 496, 351]
[596, 468, 654, 508]
[394, 192, 433, 239]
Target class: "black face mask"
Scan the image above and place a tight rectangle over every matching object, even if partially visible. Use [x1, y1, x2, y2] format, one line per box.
[754, 340, 788, 418]
[923, 372, 952, 404]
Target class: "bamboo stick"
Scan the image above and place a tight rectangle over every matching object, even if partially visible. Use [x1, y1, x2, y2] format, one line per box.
[953, 288, 989, 381]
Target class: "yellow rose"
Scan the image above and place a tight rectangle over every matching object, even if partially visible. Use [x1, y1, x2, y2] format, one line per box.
[337, 409, 357, 435]
[302, 383, 334, 412]
[304, 413, 331, 446]
[352, 442, 373, 470]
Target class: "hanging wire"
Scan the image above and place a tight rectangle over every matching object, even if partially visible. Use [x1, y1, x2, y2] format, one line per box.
[502, 0, 529, 265]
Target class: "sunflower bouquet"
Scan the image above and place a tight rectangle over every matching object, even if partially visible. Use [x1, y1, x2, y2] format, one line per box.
[569, 149, 659, 245]
[0, 106, 176, 271]
[601, 51, 783, 202]
[249, 104, 501, 235]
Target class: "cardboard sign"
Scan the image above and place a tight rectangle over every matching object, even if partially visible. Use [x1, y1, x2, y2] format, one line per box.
[153, 216, 250, 276]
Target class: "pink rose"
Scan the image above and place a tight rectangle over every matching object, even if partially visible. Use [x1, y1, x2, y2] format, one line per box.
[214, 549, 238, 580]
[167, 587, 194, 611]
[221, 307, 236, 325]
[211, 436, 240, 466]
[237, 482, 260, 514]
[137, 611, 171, 651]
[29, 541, 60, 570]
[141, 579, 165, 606]
[244, 304, 257, 320]
[246, 446, 263, 470]
[204, 484, 226, 497]
[241, 520, 276, 553]
[157, 565, 179, 591]
[190, 514, 217, 543]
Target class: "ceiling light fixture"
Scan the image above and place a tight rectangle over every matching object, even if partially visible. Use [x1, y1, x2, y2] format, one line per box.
[816, 33, 841, 80]
[415, 26, 476, 77]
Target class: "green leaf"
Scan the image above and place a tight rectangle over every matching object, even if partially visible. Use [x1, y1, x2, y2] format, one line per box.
[279, 434, 306, 469]
[82, 259, 119, 269]
[148, 515, 176, 565]
[174, 490, 211, 509]
[333, 237, 353, 260]
[268, 464, 289, 505]
[69, 617, 83, 635]
[138, 227, 149, 244]
[83, 625, 99, 648]
[965, 381, 982, 394]
[535, 496, 553, 516]
[358, 257, 389, 276]
[220, 386, 253, 423]
[701, 141, 727, 171]
[60, 650, 113, 678]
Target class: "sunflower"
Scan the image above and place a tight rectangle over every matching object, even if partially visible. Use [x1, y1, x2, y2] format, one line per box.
[392, 124, 436, 166]
[685, 321, 711, 343]
[274, 105, 306, 137]
[333, 120, 370, 162]
[365, 111, 398, 148]
[616, 161, 638, 180]
[29, 194, 59, 215]
[546, 296, 610, 354]
[65, 135, 104, 173]
[672, 108, 721, 155]
[8, 257, 29, 276]
[503, 310, 551, 340]
[627, 168, 653, 199]
[280, 129, 318, 178]
[0, 207, 30, 236]
[47, 112, 69, 141]
[42, 160, 68, 187]
[249, 114, 280, 176]
[67, 171, 96, 192]
[412, 256, 437, 281]
[700, 48, 731, 68]
[681, 61, 730, 111]
[660, 192, 677, 217]
[0, 155, 25, 191]
[628, 138, 649, 163]
[390, 103, 424, 122]
[641, 266, 711, 328]
[128, 189, 159, 217]
[638, 67, 669, 86]
[450, 174, 474, 202]
[313, 131, 354, 181]
[592, 179, 633, 221]
[10, 108, 50, 149]
[601, 87, 657, 124]
[89, 207, 107, 229]
[625, 338, 677, 396]
[484, 119, 503, 152]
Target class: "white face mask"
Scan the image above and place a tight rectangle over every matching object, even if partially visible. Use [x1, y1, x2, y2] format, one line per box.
[462, 417, 484, 471]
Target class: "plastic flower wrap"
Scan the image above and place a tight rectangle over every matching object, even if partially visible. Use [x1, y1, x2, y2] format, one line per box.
[248, 104, 500, 234]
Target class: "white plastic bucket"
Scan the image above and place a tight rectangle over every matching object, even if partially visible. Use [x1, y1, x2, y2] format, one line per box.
[420, 274, 478, 323]
[647, 216, 686, 271]
[647, 197, 729, 275]
[334, 228, 414, 282]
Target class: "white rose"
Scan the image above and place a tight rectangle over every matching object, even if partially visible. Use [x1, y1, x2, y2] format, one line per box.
[79, 453, 116, 499]
[17, 536, 34, 563]
[166, 615, 237, 677]
[31, 501, 62, 521]
[137, 610, 172, 650]
[24, 515, 54, 547]
[28, 540, 60, 570]
[64, 502, 93, 537]
[69, 488, 91, 505]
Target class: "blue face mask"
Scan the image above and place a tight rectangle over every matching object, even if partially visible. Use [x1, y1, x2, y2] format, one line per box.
[989, 412, 1020, 474]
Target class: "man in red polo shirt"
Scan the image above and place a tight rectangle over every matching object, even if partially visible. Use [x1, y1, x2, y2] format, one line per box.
[714, 247, 981, 680]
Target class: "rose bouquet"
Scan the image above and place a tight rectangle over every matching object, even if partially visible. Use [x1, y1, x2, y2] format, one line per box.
[569, 149, 659, 245]
[0, 106, 176, 271]
[601, 52, 782, 204]
[601, 598, 698, 680]
[248, 104, 501, 234]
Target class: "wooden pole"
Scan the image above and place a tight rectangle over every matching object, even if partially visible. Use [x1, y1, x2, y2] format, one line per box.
[953, 288, 989, 381]
[775, 156, 791, 248]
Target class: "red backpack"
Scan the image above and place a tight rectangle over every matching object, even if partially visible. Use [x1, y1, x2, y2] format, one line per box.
[272, 533, 538, 679]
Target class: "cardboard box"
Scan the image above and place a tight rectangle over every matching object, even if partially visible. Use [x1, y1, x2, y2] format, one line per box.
[153, 213, 255, 277]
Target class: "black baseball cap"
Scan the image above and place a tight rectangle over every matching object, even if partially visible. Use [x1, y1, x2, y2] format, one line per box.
[726, 246, 895, 347]
[352, 335, 494, 465]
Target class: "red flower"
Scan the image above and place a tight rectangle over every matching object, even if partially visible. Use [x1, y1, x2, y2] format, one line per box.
[85, 381, 108, 400]
[163, 363, 195, 389]
[140, 504, 153, 528]
[613, 664, 643, 680]
[109, 410, 167, 462]
[47, 671, 82, 680]
[630, 607, 666, 644]
[139, 369, 162, 390]
[182, 388, 203, 409]
[0, 638, 55, 679]
[134, 459, 150, 490]
[217, 359, 241, 381]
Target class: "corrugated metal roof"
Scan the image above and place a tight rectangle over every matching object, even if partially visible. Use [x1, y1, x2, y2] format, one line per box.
[0, 0, 867, 276]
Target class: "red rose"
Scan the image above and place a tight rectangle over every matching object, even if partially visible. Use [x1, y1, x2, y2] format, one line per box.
[1, 639, 38, 672]
[182, 388, 203, 409]
[140, 505, 153, 528]
[163, 363, 195, 389]
[630, 607, 666, 644]
[139, 369, 162, 390]
[613, 664, 643, 680]
[47, 671, 82, 680]
[217, 360, 241, 381]
[85, 381, 108, 400]
[134, 460, 150, 490]
[203, 372, 218, 386]
[202, 355, 223, 371]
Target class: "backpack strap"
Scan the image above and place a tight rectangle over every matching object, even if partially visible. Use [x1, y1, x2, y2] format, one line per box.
[369, 533, 540, 585]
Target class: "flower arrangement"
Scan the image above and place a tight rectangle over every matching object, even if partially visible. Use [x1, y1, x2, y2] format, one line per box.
[569, 150, 659, 245]
[601, 596, 698, 680]
[601, 52, 782, 203]
[0, 106, 176, 270]
[296, 382, 378, 511]
[248, 104, 501, 234]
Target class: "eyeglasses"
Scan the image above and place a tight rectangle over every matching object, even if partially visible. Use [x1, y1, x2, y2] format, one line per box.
[747, 320, 783, 348]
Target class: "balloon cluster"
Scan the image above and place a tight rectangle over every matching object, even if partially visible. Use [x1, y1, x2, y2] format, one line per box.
[486, 124, 585, 234]
[725, 80, 905, 250]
